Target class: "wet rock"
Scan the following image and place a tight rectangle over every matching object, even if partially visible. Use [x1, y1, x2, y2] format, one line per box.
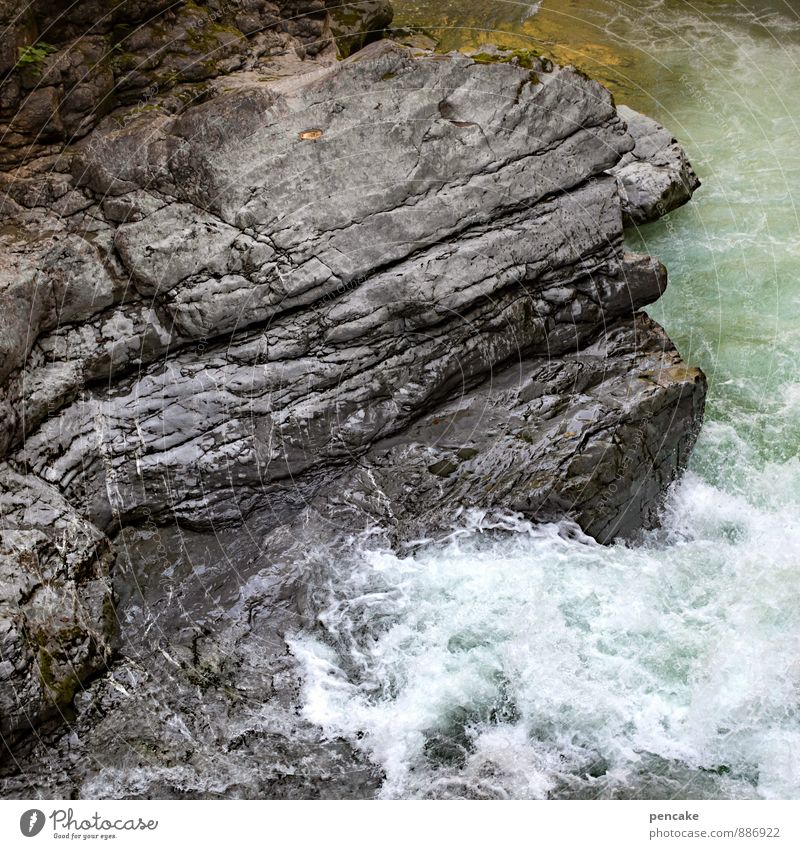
[0, 36, 704, 793]
[327, 1, 394, 57]
[332, 311, 706, 545]
[0, 464, 115, 745]
[1, 518, 381, 798]
[610, 104, 701, 225]
[0, 0, 388, 168]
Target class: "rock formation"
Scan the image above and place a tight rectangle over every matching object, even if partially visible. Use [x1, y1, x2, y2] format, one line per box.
[0, 1, 704, 797]
[610, 104, 701, 225]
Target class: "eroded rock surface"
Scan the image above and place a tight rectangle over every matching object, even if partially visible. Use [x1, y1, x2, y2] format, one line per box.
[0, 32, 704, 796]
[0, 465, 114, 746]
[0, 0, 349, 168]
[611, 104, 701, 225]
[338, 310, 705, 545]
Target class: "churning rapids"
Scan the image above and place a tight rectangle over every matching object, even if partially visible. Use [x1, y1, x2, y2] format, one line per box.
[287, 0, 800, 799]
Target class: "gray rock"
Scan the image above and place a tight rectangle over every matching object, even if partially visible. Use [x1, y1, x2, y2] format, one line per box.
[337, 310, 706, 545]
[0, 39, 705, 791]
[8, 43, 644, 532]
[0, 464, 115, 745]
[0, 516, 381, 798]
[610, 104, 701, 225]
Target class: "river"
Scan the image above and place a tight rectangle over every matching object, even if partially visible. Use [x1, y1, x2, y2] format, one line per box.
[288, 0, 800, 799]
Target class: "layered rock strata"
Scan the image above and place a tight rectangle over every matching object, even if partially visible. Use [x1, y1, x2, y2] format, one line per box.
[0, 23, 704, 795]
[0, 0, 392, 168]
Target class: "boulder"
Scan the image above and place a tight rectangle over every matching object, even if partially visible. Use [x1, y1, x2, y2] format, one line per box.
[610, 104, 701, 225]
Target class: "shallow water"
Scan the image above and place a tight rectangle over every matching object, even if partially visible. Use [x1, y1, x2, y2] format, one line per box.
[290, 1, 800, 798]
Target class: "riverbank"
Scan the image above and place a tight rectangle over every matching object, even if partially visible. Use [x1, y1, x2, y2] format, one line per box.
[5, 0, 796, 800]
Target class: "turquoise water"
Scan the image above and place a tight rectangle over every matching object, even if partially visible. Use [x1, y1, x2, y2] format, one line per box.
[290, 1, 800, 798]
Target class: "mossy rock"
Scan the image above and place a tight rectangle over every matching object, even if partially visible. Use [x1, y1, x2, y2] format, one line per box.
[467, 45, 552, 79]
[328, 1, 394, 59]
[428, 458, 460, 478]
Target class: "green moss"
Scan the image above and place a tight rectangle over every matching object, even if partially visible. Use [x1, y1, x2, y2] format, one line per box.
[185, 25, 240, 54]
[110, 50, 141, 74]
[182, 1, 243, 52]
[470, 47, 542, 71]
[131, 103, 163, 115]
[337, 9, 363, 25]
[33, 616, 111, 713]
[15, 41, 56, 73]
[36, 642, 80, 707]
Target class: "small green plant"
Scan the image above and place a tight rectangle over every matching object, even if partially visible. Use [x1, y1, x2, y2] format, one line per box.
[16, 41, 57, 70]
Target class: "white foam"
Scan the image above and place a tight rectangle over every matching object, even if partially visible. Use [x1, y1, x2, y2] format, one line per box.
[289, 463, 800, 798]
[287, 0, 800, 799]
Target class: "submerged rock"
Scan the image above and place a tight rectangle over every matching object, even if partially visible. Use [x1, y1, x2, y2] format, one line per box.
[0, 17, 704, 795]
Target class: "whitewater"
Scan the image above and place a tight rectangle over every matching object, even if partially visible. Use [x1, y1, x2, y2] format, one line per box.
[289, 0, 800, 799]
